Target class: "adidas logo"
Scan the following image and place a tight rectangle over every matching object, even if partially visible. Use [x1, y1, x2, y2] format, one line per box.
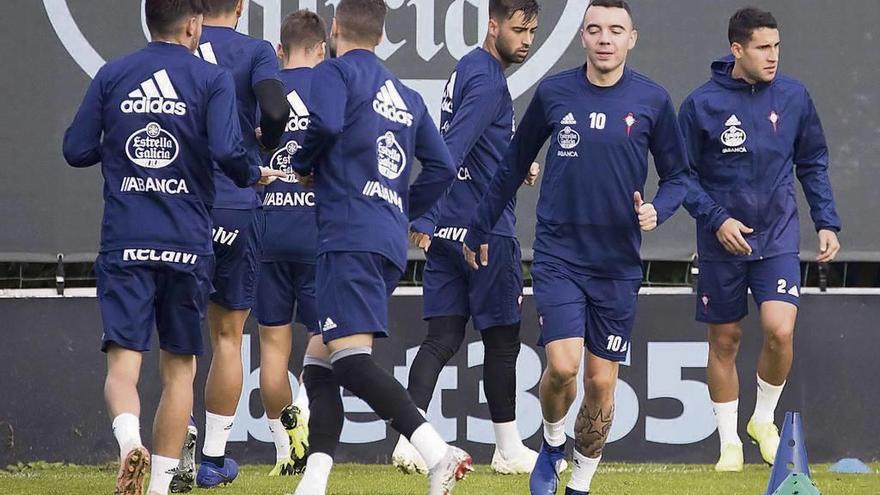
[440, 72, 456, 114]
[561, 112, 577, 125]
[372, 80, 414, 127]
[285, 90, 310, 132]
[321, 318, 338, 332]
[194, 42, 218, 65]
[120, 69, 187, 116]
[725, 114, 742, 127]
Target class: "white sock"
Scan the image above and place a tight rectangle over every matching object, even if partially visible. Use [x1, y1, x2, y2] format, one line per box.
[146, 455, 178, 495]
[268, 417, 291, 461]
[713, 400, 742, 447]
[493, 420, 525, 455]
[752, 375, 785, 424]
[567, 451, 601, 492]
[409, 423, 448, 470]
[111, 413, 142, 459]
[294, 383, 310, 411]
[543, 417, 566, 447]
[202, 411, 235, 458]
[294, 453, 333, 495]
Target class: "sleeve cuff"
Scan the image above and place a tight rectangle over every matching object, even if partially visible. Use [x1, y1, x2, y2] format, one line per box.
[464, 227, 487, 252]
[410, 218, 435, 235]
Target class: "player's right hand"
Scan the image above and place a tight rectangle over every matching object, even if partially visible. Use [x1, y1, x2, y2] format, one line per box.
[463, 242, 489, 270]
[293, 170, 315, 189]
[258, 166, 286, 186]
[524, 162, 541, 186]
[410, 230, 432, 252]
[716, 218, 754, 256]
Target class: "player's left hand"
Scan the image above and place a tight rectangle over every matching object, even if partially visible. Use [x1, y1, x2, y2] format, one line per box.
[524, 162, 541, 186]
[410, 230, 432, 252]
[258, 166, 285, 186]
[634, 191, 658, 231]
[463, 242, 489, 270]
[816, 229, 840, 263]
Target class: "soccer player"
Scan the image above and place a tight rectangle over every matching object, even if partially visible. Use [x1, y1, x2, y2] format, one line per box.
[394, 0, 542, 476]
[255, 9, 327, 477]
[680, 7, 841, 471]
[61, 1, 281, 494]
[289, 1, 469, 494]
[190, 0, 288, 489]
[464, 1, 690, 493]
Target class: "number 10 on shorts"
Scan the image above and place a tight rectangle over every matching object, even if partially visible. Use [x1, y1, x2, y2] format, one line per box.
[607, 334, 629, 353]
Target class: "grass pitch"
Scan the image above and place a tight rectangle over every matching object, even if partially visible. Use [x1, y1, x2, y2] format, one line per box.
[2, 462, 878, 494]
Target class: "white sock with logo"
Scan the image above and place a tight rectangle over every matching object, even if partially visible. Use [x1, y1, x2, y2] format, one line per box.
[146, 455, 178, 495]
[752, 375, 785, 424]
[493, 420, 525, 455]
[409, 423, 448, 470]
[202, 411, 235, 458]
[713, 400, 742, 447]
[267, 417, 291, 461]
[111, 413, 142, 460]
[543, 417, 567, 447]
[294, 453, 333, 495]
[567, 450, 601, 492]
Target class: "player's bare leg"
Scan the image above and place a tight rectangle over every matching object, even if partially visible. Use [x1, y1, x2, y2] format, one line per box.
[106, 346, 150, 495]
[146, 351, 195, 495]
[707, 322, 745, 471]
[259, 323, 301, 475]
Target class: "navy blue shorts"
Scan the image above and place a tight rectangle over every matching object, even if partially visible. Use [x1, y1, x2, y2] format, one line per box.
[210, 208, 264, 310]
[315, 252, 402, 343]
[532, 256, 640, 362]
[256, 261, 318, 333]
[696, 253, 801, 324]
[423, 234, 522, 330]
[96, 250, 214, 356]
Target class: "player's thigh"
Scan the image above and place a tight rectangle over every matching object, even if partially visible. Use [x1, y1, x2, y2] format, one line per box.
[583, 277, 640, 363]
[316, 252, 400, 344]
[469, 235, 523, 331]
[154, 255, 214, 356]
[696, 260, 749, 324]
[210, 208, 263, 310]
[532, 257, 587, 347]
[749, 253, 801, 311]
[255, 261, 297, 327]
[423, 238, 470, 320]
[96, 251, 157, 353]
[292, 262, 320, 334]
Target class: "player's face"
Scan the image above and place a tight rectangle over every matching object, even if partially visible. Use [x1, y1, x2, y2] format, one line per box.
[732, 28, 780, 83]
[580, 6, 637, 74]
[493, 11, 539, 65]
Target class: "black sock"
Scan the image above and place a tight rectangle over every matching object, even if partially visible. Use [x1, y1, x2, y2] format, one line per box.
[332, 352, 426, 439]
[481, 323, 522, 423]
[407, 315, 468, 410]
[303, 364, 343, 457]
[202, 454, 225, 466]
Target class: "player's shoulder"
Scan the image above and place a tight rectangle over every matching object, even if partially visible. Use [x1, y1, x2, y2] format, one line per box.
[627, 68, 673, 102]
[535, 66, 582, 95]
[772, 73, 810, 96]
[456, 48, 506, 87]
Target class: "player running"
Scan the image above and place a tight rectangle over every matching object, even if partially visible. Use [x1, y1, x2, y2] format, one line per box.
[62, 1, 281, 494]
[680, 7, 841, 471]
[288, 1, 468, 494]
[394, 0, 542, 476]
[254, 9, 327, 478]
[464, 1, 690, 493]
[184, 0, 289, 490]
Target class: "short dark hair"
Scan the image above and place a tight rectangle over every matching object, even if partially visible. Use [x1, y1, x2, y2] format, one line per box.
[489, 0, 540, 24]
[145, 0, 206, 37]
[281, 10, 328, 51]
[202, 0, 239, 16]
[585, 0, 634, 26]
[728, 7, 778, 45]
[336, 0, 387, 45]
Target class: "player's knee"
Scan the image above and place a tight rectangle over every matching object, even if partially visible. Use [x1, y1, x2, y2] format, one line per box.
[584, 372, 616, 400]
[545, 359, 579, 387]
[709, 325, 742, 359]
[765, 325, 794, 351]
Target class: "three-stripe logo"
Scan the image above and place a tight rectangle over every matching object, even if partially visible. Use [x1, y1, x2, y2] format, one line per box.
[194, 42, 218, 65]
[285, 90, 310, 132]
[372, 80, 414, 127]
[120, 69, 187, 116]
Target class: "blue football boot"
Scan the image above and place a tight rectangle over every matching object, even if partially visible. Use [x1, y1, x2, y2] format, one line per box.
[529, 440, 567, 495]
[196, 457, 238, 488]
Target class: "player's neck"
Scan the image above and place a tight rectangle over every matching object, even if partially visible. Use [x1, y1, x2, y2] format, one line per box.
[203, 13, 239, 29]
[482, 37, 510, 70]
[150, 35, 192, 49]
[282, 57, 318, 71]
[731, 62, 758, 85]
[335, 38, 375, 57]
[585, 62, 626, 87]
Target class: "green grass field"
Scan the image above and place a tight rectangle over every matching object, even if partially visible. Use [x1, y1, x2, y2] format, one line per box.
[2, 462, 878, 494]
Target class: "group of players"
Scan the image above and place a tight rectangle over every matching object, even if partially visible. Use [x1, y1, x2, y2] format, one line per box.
[62, 0, 842, 494]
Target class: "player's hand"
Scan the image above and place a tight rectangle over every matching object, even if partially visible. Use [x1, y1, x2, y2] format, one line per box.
[410, 230, 432, 252]
[816, 229, 840, 263]
[716, 218, 754, 256]
[255, 127, 263, 142]
[463, 242, 489, 270]
[258, 166, 285, 186]
[293, 170, 315, 188]
[524, 162, 541, 186]
[633, 192, 657, 231]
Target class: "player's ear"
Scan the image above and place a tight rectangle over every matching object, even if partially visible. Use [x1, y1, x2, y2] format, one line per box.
[276, 43, 285, 61]
[730, 41, 744, 59]
[487, 16, 500, 39]
[330, 17, 339, 38]
[317, 41, 327, 60]
[236, 0, 245, 18]
[628, 28, 638, 50]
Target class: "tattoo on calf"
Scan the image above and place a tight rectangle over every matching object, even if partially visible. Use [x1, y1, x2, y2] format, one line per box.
[575, 402, 615, 457]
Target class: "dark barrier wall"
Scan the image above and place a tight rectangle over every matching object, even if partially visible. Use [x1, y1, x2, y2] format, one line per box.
[1, 0, 879, 261]
[1, 294, 878, 466]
